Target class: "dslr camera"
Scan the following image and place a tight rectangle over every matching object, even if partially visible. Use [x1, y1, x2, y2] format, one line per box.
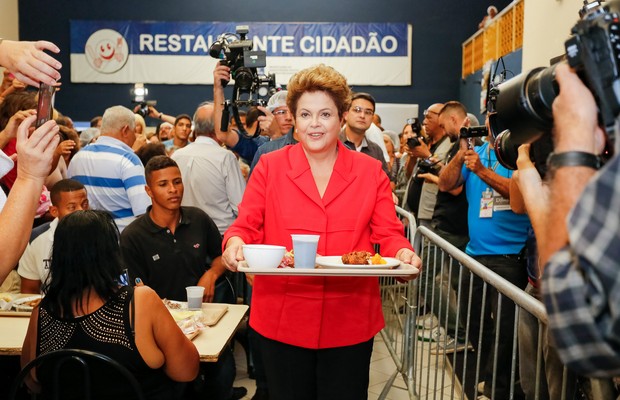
[405, 117, 425, 148]
[210, 26, 276, 138]
[135, 100, 157, 119]
[416, 157, 441, 177]
[489, 0, 619, 172]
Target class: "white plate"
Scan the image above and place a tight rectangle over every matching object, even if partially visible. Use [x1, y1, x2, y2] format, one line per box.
[12, 295, 43, 311]
[238, 261, 418, 277]
[315, 256, 400, 269]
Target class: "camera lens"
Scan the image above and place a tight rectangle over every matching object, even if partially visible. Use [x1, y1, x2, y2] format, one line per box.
[493, 130, 520, 170]
[407, 137, 421, 148]
[490, 65, 558, 144]
[234, 67, 255, 91]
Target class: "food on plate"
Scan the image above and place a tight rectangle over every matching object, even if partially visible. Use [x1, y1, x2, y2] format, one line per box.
[341, 251, 372, 265]
[0, 293, 12, 302]
[278, 250, 295, 268]
[341, 251, 386, 265]
[163, 299, 182, 309]
[22, 298, 42, 308]
[370, 253, 387, 265]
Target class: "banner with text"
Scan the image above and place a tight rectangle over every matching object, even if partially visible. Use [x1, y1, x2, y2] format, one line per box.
[70, 21, 412, 86]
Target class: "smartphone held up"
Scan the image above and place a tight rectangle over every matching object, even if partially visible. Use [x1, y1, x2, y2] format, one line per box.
[35, 83, 55, 129]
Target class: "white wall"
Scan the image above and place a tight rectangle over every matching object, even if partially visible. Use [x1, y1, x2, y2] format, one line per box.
[522, 0, 584, 70]
[0, 0, 19, 40]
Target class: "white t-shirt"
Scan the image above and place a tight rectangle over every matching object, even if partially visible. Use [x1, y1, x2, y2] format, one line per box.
[17, 219, 57, 289]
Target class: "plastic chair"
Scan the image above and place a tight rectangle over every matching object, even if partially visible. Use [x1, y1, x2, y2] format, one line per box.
[8, 348, 145, 400]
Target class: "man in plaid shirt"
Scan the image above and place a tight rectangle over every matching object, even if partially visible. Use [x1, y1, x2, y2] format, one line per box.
[521, 63, 620, 377]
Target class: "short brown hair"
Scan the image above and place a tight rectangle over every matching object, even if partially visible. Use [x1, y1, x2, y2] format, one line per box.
[439, 101, 467, 118]
[286, 64, 351, 119]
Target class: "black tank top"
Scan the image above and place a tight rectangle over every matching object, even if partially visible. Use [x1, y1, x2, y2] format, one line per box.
[37, 286, 181, 399]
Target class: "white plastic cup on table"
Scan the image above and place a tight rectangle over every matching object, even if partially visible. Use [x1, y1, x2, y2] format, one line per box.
[291, 234, 320, 269]
[186, 286, 204, 310]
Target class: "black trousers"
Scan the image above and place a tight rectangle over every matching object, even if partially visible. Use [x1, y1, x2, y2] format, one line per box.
[459, 254, 527, 399]
[257, 333, 374, 400]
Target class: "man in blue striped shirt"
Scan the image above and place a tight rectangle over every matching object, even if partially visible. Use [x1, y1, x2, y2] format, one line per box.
[68, 105, 151, 231]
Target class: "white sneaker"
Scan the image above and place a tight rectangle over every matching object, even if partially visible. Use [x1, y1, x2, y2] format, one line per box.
[417, 326, 446, 343]
[415, 313, 439, 330]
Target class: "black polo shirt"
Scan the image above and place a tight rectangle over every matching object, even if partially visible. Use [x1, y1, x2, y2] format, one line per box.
[120, 206, 222, 301]
[431, 141, 469, 236]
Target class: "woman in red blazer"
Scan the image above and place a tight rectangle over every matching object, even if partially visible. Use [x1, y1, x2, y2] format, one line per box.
[222, 64, 421, 400]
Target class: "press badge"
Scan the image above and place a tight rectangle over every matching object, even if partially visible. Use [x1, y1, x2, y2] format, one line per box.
[493, 189, 511, 211]
[480, 188, 493, 218]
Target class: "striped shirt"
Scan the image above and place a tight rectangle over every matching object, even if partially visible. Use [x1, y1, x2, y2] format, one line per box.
[68, 136, 151, 231]
[542, 153, 620, 377]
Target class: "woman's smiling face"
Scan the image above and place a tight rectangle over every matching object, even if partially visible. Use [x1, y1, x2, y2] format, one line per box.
[294, 91, 343, 155]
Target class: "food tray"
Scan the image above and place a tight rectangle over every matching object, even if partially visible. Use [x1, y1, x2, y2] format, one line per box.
[0, 294, 42, 317]
[165, 301, 229, 326]
[238, 260, 418, 277]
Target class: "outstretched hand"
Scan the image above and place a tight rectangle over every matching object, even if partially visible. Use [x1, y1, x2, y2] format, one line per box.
[0, 40, 62, 87]
[15, 116, 60, 182]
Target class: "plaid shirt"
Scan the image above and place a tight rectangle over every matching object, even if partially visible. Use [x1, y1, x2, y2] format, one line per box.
[542, 153, 620, 377]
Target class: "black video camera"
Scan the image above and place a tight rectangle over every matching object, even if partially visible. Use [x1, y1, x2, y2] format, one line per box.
[210, 26, 276, 138]
[460, 125, 488, 139]
[489, 0, 619, 171]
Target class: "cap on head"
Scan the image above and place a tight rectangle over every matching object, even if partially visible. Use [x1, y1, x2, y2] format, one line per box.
[80, 128, 100, 148]
[267, 90, 288, 112]
[467, 113, 481, 126]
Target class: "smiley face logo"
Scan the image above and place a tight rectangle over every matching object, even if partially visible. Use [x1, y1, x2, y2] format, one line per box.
[85, 29, 129, 74]
[98, 40, 116, 60]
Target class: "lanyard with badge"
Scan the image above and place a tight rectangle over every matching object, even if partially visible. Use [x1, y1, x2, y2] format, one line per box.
[479, 145, 509, 218]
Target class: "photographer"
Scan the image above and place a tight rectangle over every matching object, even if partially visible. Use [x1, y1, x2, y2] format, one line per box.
[213, 63, 268, 163]
[518, 63, 619, 377]
[404, 104, 449, 228]
[438, 103, 531, 399]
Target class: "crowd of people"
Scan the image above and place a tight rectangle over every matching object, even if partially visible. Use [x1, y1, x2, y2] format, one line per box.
[0, 27, 619, 400]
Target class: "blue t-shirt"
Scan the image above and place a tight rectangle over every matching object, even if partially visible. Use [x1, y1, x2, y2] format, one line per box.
[462, 142, 531, 256]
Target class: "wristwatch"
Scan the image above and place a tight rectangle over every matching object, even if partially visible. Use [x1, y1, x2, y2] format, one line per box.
[546, 151, 602, 171]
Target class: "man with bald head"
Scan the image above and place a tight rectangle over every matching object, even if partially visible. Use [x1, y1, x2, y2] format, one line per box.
[68, 105, 151, 231]
[172, 102, 246, 235]
[404, 103, 450, 229]
[402, 103, 470, 353]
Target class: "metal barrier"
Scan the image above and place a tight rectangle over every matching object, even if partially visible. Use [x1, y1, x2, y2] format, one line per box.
[378, 207, 417, 399]
[378, 221, 596, 400]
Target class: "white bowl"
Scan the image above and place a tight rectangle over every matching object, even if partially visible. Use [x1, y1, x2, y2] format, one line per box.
[242, 244, 286, 269]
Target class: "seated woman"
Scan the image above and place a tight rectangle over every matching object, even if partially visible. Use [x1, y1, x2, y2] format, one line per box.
[222, 64, 421, 400]
[21, 210, 199, 399]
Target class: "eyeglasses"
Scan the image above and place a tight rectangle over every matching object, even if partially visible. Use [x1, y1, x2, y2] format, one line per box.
[273, 109, 291, 116]
[423, 109, 439, 117]
[350, 106, 374, 117]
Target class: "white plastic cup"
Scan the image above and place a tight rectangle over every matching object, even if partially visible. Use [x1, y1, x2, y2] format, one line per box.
[186, 286, 204, 310]
[291, 234, 320, 269]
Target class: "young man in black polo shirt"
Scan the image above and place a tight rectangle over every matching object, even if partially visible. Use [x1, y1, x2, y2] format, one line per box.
[120, 155, 228, 302]
[120, 155, 246, 400]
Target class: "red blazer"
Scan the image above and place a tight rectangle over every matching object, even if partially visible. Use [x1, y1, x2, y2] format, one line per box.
[224, 142, 412, 349]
